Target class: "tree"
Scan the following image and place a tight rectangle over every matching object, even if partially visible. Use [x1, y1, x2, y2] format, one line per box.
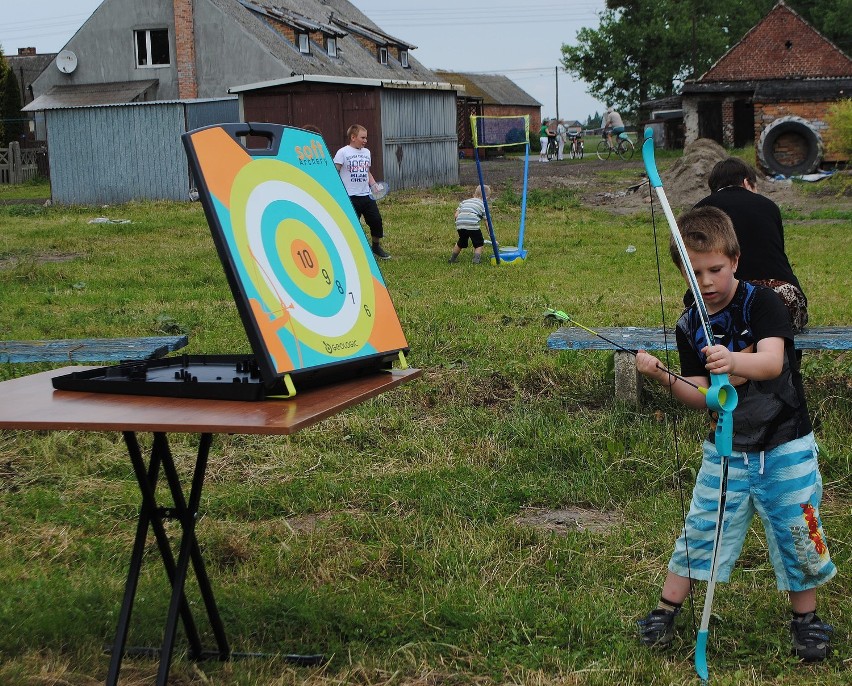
[1, 63, 25, 146]
[561, 0, 850, 117]
[0, 46, 6, 144]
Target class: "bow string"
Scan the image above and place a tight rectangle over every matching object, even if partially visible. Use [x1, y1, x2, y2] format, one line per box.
[641, 127, 738, 683]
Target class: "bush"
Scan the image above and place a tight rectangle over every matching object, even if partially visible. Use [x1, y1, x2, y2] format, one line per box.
[824, 99, 852, 160]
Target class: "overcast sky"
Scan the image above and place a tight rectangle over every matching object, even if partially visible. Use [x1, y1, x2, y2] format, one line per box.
[0, 0, 608, 122]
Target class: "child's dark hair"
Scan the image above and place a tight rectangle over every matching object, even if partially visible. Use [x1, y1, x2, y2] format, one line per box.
[670, 206, 740, 271]
[707, 157, 757, 192]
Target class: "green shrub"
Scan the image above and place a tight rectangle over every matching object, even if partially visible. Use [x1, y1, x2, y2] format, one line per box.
[824, 99, 852, 160]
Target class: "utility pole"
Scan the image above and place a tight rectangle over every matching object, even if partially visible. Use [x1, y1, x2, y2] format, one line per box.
[555, 66, 559, 121]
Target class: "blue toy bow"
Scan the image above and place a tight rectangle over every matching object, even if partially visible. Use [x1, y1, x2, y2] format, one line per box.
[642, 127, 738, 684]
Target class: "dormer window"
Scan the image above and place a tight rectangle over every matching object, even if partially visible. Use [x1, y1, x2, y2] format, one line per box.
[298, 33, 310, 54]
[135, 28, 170, 67]
[326, 37, 337, 58]
[379, 46, 388, 65]
[400, 50, 409, 68]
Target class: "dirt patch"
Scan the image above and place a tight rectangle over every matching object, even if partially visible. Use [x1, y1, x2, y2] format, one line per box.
[459, 139, 847, 216]
[513, 506, 622, 535]
[285, 509, 368, 534]
[286, 511, 337, 533]
[0, 252, 83, 270]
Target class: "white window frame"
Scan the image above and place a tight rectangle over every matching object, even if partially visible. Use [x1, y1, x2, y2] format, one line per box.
[379, 46, 388, 65]
[298, 33, 310, 54]
[326, 37, 337, 58]
[134, 28, 170, 68]
[400, 50, 409, 68]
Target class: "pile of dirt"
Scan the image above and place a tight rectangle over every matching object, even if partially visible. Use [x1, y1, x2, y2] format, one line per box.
[589, 138, 731, 214]
[659, 138, 729, 206]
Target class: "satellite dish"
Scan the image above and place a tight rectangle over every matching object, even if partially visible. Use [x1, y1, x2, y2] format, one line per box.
[56, 50, 78, 74]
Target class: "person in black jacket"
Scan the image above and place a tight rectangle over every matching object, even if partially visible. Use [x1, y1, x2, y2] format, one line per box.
[694, 158, 807, 331]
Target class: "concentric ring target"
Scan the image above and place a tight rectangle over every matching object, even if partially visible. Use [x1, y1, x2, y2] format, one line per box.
[229, 158, 376, 356]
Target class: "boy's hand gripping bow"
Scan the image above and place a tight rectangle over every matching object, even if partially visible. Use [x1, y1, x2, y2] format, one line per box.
[642, 127, 738, 683]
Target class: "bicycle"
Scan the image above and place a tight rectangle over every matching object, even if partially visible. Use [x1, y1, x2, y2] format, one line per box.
[596, 131, 634, 161]
[545, 135, 558, 161]
[568, 133, 584, 160]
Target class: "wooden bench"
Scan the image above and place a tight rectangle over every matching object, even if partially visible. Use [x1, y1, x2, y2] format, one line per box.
[547, 326, 852, 405]
[0, 335, 189, 363]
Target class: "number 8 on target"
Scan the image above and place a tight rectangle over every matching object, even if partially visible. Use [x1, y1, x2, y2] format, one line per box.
[182, 123, 409, 388]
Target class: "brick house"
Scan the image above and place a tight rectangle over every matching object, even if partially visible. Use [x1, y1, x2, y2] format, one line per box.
[680, 1, 852, 172]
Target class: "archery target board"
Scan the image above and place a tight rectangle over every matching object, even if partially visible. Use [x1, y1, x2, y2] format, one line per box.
[182, 123, 409, 385]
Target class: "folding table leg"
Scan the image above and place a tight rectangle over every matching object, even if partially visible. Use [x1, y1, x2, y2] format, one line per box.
[107, 431, 224, 686]
[106, 432, 163, 685]
[156, 432, 230, 685]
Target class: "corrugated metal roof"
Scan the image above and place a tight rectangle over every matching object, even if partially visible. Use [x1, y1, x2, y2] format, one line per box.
[212, 0, 439, 84]
[229, 73, 461, 93]
[754, 77, 852, 99]
[23, 80, 159, 111]
[681, 77, 852, 99]
[641, 95, 683, 110]
[433, 71, 540, 107]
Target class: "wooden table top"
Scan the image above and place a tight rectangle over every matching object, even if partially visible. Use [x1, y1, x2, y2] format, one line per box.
[0, 366, 421, 435]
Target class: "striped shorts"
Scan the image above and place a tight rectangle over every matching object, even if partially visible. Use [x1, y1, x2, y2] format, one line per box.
[669, 433, 836, 592]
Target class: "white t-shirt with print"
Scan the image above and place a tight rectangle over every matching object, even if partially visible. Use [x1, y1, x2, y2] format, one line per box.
[334, 145, 371, 197]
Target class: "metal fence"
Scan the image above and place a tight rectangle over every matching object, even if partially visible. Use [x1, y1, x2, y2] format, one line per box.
[0, 142, 46, 184]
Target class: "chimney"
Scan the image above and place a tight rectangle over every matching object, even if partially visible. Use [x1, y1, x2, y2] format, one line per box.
[18, 47, 37, 56]
[173, 0, 198, 99]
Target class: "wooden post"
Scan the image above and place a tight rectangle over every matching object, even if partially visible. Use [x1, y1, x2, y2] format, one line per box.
[614, 350, 642, 406]
[10, 141, 22, 185]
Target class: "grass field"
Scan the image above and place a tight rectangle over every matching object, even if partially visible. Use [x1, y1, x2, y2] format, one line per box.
[0, 164, 850, 685]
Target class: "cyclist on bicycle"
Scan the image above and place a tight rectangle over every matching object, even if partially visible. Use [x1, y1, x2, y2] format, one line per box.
[603, 106, 625, 149]
[546, 119, 558, 159]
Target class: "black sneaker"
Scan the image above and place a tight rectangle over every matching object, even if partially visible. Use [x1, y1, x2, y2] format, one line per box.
[372, 244, 391, 260]
[791, 612, 832, 662]
[637, 608, 679, 648]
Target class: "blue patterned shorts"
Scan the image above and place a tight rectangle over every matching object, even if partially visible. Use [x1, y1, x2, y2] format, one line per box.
[669, 433, 836, 592]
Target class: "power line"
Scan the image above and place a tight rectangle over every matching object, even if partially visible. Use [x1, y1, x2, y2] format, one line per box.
[1, 12, 94, 28]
